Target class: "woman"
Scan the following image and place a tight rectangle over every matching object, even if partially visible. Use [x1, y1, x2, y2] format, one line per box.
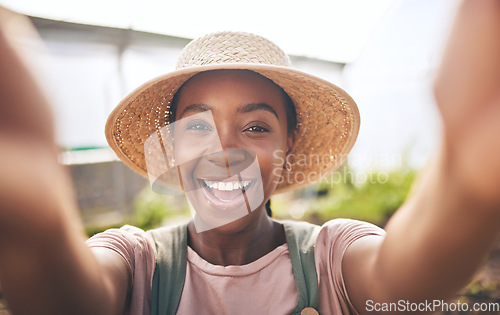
[1, 1, 500, 314]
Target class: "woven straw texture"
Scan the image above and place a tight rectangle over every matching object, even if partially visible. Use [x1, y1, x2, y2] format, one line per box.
[177, 32, 290, 68]
[105, 31, 360, 194]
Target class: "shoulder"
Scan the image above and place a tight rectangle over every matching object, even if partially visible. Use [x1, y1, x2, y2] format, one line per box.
[314, 218, 385, 267]
[316, 218, 385, 249]
[314, 219, 385, 313]
[146, 222, 189, 254]
[278, 218, 385, 256]
[87, 225, 155, 251]
[320, 218, 384, 231]
[86, 225, 157, 270]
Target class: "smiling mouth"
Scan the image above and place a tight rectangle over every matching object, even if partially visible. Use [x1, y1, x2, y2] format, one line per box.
[202, 179, 251, 191]
[198, 177, 256, 207]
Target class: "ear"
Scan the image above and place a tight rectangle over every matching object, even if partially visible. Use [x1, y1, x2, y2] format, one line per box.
[286, 129, 298, 156]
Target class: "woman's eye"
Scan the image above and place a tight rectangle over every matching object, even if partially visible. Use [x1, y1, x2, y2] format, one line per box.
[186, 120, 212, 132]
[245, 125, 269, 133]
[188, 124, 209, 130]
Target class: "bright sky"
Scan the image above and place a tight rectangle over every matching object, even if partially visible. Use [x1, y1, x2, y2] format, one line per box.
[0, 0, 395, 63]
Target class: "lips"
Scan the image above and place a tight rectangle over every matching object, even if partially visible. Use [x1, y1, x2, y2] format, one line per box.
[197, 176, 256, 210]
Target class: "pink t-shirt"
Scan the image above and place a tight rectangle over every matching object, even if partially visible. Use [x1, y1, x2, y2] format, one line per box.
[86, 219, 385, 315]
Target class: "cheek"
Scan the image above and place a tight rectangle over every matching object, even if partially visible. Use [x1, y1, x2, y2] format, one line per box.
[174, 132, 222, 165]
[253, 140, 288, 187]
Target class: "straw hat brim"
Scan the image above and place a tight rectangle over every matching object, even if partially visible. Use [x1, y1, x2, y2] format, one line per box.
[105, 63, 360, 194]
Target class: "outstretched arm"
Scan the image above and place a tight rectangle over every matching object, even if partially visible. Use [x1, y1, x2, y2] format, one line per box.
[343, 0, 500, 312]
[0, 8, 130, 315]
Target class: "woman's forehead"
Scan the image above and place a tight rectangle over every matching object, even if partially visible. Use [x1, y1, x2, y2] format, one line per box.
[183, 70, 283, 95]
[175, 70, 288, 116]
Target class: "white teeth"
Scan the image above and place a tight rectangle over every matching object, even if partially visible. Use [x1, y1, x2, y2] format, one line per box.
[203, 180, 251, 191]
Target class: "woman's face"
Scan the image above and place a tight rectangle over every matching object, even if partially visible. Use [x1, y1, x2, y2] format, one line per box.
[172, 70, 293, 232]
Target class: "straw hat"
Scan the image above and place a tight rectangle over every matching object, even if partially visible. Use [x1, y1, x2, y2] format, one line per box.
[105, 31, 360, 194]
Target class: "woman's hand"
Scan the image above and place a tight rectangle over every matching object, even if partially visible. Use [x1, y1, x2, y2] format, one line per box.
[345, 1, 500, 310]
[434, 0, 500, 206]
[0, 7, 65, 232]
[0, 9, 130, 315]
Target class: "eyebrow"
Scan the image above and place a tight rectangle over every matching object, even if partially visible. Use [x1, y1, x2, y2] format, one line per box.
[179, 103, 212, 118]
[237, 103, 279, 119]
[179, 102, 279, 119]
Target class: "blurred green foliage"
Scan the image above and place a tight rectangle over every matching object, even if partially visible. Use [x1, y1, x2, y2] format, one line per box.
[85, 187, 190, 237]
[133, 188, 191, 227]
[134, 188, 177, 230]
[86, 223, 124, 238]
[273, 165, 418, 227]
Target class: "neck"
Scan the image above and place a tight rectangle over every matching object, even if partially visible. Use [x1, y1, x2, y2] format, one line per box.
[187, 209, 285, 266]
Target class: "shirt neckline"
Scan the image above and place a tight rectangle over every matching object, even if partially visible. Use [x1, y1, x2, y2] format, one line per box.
[187, 243, 289, 277]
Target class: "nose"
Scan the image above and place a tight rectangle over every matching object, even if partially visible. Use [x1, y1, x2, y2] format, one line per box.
[205, 147, 255, 178]
[205, 125, 252, 169]
[205, 147, 247, 166]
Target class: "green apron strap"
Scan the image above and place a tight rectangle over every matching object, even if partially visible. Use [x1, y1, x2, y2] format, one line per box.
[148, 222, 189, 315]
[283, 220, 321, 314]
